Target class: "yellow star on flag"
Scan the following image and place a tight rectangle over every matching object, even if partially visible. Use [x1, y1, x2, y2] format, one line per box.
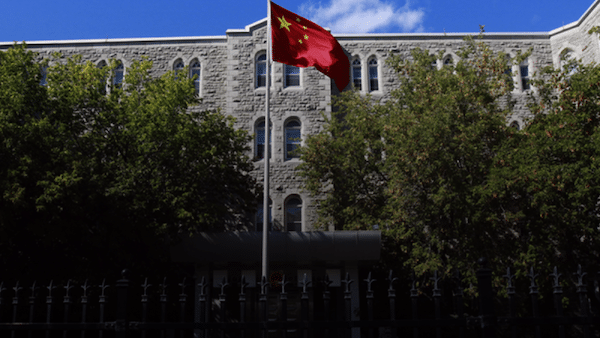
[278, 16, 292, 32]
[304, 34, 308, 40]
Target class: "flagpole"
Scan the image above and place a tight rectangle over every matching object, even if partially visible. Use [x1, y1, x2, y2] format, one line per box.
[262, 0, 271, 284]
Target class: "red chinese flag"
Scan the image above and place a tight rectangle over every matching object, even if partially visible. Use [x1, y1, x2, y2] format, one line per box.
[270, 1, 350, 91]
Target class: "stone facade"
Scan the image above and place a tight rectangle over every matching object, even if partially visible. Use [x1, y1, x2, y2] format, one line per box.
[2, 0, 599, 232]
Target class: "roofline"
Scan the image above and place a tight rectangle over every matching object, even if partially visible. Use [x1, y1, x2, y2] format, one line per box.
[549, 0, 599, 36]
[226, 17, 267, 35]
[334, 32, 549, 40]
[0, 35, 227, 48]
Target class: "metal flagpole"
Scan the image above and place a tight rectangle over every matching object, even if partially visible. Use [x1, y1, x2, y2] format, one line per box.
[262, 0, 272, 283]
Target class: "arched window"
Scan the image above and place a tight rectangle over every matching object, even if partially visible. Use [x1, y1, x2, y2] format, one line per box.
[368, 58, 378, 92]
[256, 53, 271, 88]
[443, 55, 453, 67]
[40, 66, 47, 87]
[173, 59, 184, 73]
[285, 196, 302, 231]
[352, 59, 362, 90]
[520, 59, 530, 91]
[430, 57, 438, 70]
[113, 61, 124, 88]
[285, 65, 300, 87]
[560, 49, 577, 76]
[255, 119, 271, 160]
[97, 61, 108, 94]
[190, 60, 201, 95]
[256, 199, 273, 231]
[285, 119, 301, 160]
[173, 59, 185, 80]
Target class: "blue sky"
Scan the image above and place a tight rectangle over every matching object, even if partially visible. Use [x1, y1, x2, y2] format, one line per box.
[0, 0, 595, 42]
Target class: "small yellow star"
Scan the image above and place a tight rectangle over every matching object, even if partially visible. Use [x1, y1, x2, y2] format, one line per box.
[296, 17, 301, 22]
[278, 16, 292, 32]
[298, 39, 303, 44]
[303, 26, 307, 30]
[304, 34, 309, 40]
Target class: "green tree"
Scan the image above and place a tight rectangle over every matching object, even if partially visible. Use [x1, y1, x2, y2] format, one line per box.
[300, 34, 546, 283]
[298, 92, 388, 230]
[381, 38, 518, 279]
[486, 47, 600, 277]
[0, 45, 256, 279]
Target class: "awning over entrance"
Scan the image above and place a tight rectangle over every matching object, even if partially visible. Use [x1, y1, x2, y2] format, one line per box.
[171, 231, 381, 263]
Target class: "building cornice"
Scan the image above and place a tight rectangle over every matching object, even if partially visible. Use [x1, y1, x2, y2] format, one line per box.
[549, 0, 599, 36]
[0, 35, 227, 49]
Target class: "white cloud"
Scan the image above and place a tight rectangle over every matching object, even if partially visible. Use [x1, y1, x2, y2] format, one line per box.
[299, 0, 425, 34]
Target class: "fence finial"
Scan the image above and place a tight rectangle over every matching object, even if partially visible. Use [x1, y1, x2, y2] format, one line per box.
[550, 266, 562, 291]
[364, 272, 376, 293]
[240, 275, 248, 295]
[301, 273, 311, 293]
[387, 270, 398, 292]
[259, 275, 268, 295]
[141, 278, 151, 296]
[179, 277, 188, 296]
[198, 277, 207, 297]
[527, 267, 539, 294]
[342, 273, 353, 293]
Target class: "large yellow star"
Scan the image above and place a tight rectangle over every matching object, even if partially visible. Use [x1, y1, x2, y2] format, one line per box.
[278, 16, 292, 32]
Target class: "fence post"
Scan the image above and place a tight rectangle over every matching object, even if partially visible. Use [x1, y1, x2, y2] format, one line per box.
[81, 280, 90, 338]
[431, 271, 442, 338]
[476, 258, 496, 338]
[527, 267, 541, 338]
[300, 274, 310, 338]
[159, 278, 168, 338]
[259, 275, 269, 338]
[574, 265, 590, 338]
[28, 281, 38, 338]
[550, 267, 565, 338]
[197, 277, 208, 338]
[387, 270, 398, 338]
[364, 272, 375, 338]
[179, 278, 188, 338]
[239, 276, 248, 338]
[453, 270, 465, 338]
[140, 278, 151, 338]
[98, 279, 108, 338]
[342, 273, 354, 338]
[218, 277, 228, 338]
[63, 280, 73, 338]
[502, 267, 517, 338]
[410, 271, 419, 338]
[115, 269, 129, 338]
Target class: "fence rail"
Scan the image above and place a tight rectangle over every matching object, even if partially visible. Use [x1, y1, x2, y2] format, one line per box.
[1, 259, 599, 338]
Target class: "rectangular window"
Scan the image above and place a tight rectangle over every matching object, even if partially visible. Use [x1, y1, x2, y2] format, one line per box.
[353, 67, 361, 90]
[520, 64, 530, 90]
[369, 66, 378, 91]
[255, 124, 271, 160]
[285, 65, 300, 87]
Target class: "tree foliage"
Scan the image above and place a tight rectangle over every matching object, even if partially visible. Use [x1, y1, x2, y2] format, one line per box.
[299, 33, 600, 284]
[0, 44, 256, 279]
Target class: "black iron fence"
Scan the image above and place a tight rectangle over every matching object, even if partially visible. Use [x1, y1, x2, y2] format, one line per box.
[1, 259, 599, 338]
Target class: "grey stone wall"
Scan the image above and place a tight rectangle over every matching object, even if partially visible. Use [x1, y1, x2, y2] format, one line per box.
[551, 0, 600, 67]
